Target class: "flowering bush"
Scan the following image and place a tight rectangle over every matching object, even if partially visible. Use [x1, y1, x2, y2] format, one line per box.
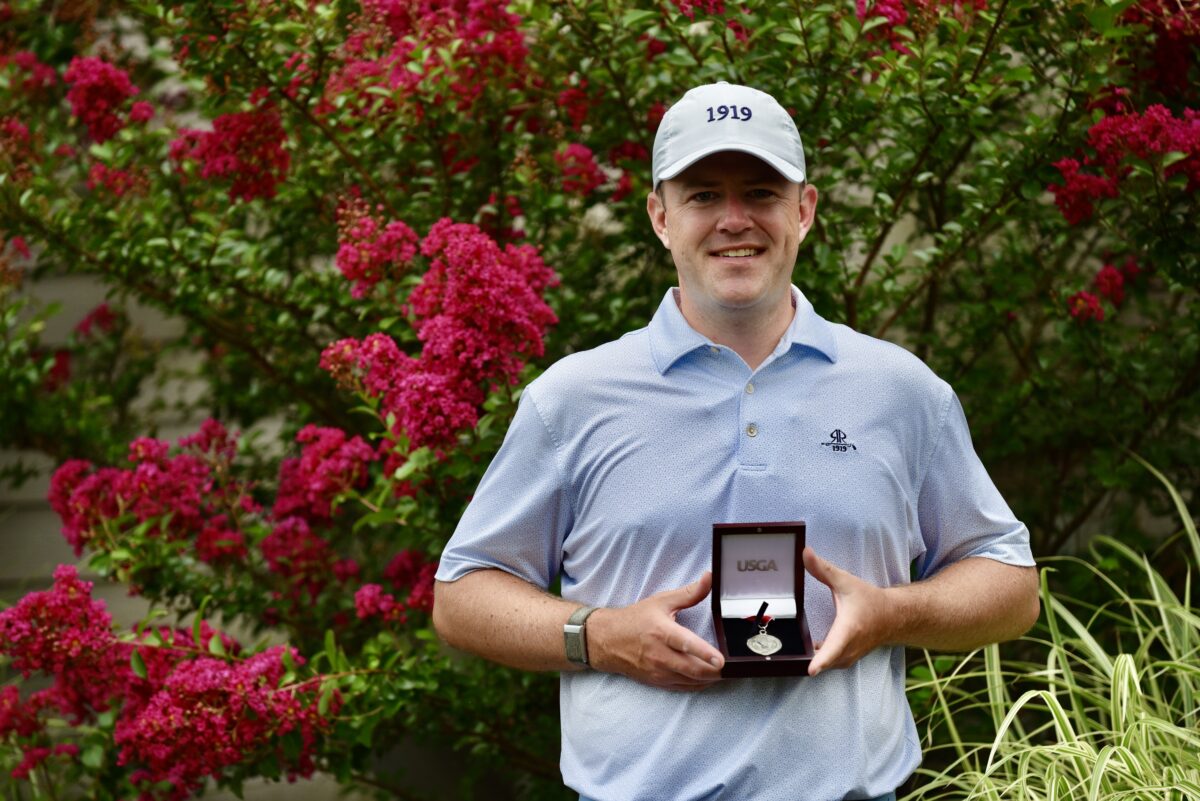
[1, 0, 1198, 798]
[0, 565, 332, 799]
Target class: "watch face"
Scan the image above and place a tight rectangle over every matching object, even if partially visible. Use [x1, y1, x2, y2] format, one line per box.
[564, 623, 588, 664]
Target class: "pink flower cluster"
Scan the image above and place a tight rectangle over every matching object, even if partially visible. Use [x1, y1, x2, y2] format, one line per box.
[608, 141, 650, 203]
[385, 549, 436, 612]
[556, 143, 607, 195]
[260, 516, 338, 604]
[1068, 291, 1105, 322]
[322, 218, 556, 448]
[1067, 258, 1142, 323]
[3, 234, 31, 261]
[170, 107, 291, 202]
[1122, 0, 1200, 96]
[114, 646, 331, 798]
[62, 56, 144, 143]
[274, 424, 377, 522]
[0, 565, 331, 796]
[1048, 158, 1120, 225]
[1049, 105, 1200, 224]
[558, 80, 590, 130]
[1, 116, 36, 182]
[671, 0, 726, 19]
[1089, 105, 1200, 188]
[0, 686, 43, 739]
[0, 50, 58, 95]
[74, 302, 120, 338]
[856, 0, 987, 52]
[354, 583, 406, 621]
[324, 0, 529, 119]
[354, 549, 437, 621]
[43, 349, 71, 392]
[256, 423, 377, 603]
[87, 162, 147, 197]
[11, 743, 79, 780]
[640, 33, 668, 60]
[335, 197, 420, 298]
[0, 565, 126, 719]
[48, 420, 245, 559]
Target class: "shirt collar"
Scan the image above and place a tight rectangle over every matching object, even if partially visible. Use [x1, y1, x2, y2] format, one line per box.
[647, 286, 839, 375]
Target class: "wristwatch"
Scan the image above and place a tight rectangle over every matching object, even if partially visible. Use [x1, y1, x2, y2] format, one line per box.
[564, 605, 599, 666]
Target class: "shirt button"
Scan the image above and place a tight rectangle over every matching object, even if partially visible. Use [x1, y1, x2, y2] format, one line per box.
[745, 382, 755, 394]
[709, 346, 719, 356]
[746, 423, 758, 438]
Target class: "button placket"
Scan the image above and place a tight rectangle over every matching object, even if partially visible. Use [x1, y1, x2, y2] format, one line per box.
[738, 373, 766, 466]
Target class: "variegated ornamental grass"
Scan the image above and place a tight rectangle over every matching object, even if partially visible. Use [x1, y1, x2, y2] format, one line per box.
[909, 460, 1200, 800]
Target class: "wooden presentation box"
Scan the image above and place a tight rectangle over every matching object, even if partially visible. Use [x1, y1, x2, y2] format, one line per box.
[711, 522, 814, 678]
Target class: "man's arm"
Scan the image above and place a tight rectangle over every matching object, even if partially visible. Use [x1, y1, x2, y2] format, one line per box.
[433, 568, 725, 690]
[803, 547, 1039, 676]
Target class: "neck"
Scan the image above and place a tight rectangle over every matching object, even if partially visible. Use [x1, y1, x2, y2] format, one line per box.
[676, 290, 795, 371]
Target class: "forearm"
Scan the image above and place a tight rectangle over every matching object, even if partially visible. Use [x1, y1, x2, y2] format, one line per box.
[885, 558, 1040, 651]
[433, 568, 725, 689]
[433, 569, 581, 672]
[805, 549, 1040, 675]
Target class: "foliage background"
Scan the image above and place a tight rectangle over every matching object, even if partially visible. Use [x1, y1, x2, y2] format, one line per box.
[1, 0, 1198, 798]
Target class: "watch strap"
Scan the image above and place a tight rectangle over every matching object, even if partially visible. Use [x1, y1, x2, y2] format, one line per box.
[564, 605, 599, 666]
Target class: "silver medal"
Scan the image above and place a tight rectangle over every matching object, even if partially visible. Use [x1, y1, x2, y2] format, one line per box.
[746, 632, 782, 656]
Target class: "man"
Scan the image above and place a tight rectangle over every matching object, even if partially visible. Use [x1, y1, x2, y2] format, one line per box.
[433, 82, 1039, 801]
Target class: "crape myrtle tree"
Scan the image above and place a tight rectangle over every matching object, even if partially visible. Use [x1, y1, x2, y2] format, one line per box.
[0, 0, 1197, 798]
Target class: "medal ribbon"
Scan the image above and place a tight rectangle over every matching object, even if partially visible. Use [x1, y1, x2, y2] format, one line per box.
[746, 601, 772, 628]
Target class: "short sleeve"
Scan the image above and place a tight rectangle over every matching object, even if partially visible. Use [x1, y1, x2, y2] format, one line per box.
[434, 387, 573, 588]
[914, 388, 1035, 579]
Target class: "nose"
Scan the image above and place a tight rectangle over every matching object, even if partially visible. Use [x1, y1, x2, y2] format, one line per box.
[717, 194, 752, 233]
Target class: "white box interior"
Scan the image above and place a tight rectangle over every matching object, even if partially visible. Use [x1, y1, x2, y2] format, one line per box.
[719, 530, 798, 619]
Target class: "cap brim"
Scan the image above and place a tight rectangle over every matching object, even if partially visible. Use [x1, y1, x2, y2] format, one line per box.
[655, 143, 805, 186]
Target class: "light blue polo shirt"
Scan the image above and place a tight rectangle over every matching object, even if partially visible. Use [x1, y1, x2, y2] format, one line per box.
[437, 286, 1033, 801]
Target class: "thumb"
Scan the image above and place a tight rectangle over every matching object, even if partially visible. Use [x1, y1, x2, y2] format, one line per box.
[803, 546, 842, 591]
[660, 571, 713, 612]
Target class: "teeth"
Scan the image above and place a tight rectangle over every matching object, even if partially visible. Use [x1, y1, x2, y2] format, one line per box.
[718, 248, 758, 257]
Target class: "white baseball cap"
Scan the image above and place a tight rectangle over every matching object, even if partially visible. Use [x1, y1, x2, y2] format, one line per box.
[651, 82, 806, 188]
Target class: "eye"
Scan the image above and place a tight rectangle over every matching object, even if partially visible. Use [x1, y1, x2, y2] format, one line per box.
[690, 190, 719, 203]
[748, 188, 776, 200]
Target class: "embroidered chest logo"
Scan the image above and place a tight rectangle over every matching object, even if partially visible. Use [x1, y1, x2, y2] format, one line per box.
[821, 429, 857, 452]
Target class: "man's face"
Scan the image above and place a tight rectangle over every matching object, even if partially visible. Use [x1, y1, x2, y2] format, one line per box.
[647, 151, 818, 322]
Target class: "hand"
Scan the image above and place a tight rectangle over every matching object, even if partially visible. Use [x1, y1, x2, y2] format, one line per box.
[803, 547, 891, 676]
[587, 572, 725, 691]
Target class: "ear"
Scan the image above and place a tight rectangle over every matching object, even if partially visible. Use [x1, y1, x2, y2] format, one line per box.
[796, 183, 819, 243]
[646, 189, 670, 249]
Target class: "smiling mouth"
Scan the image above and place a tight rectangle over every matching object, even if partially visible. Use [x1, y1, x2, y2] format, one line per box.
[713, 247, 764, 258]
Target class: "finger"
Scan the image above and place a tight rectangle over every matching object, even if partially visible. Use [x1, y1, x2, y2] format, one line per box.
[657, 571, 713, 613]
[803, 546, 847, 591]
[806, 633, 844, 681]
[667, 626, 724, 672]
[808, 623, 849, 676]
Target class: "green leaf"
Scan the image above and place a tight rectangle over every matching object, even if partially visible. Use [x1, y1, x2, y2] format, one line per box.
[81, 744, 105, 769]
[130, 648, 148, 680]
[839, 17, 857, 43]
[619, 9, 656, 28]
[208, 633, 227, 657]
[318, 679, 335, 717]
[281, 646, 298, 674]
[325, 629, 337, 664]
[193, 595, 212, 650]
[1162, 151, 1189, 168]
